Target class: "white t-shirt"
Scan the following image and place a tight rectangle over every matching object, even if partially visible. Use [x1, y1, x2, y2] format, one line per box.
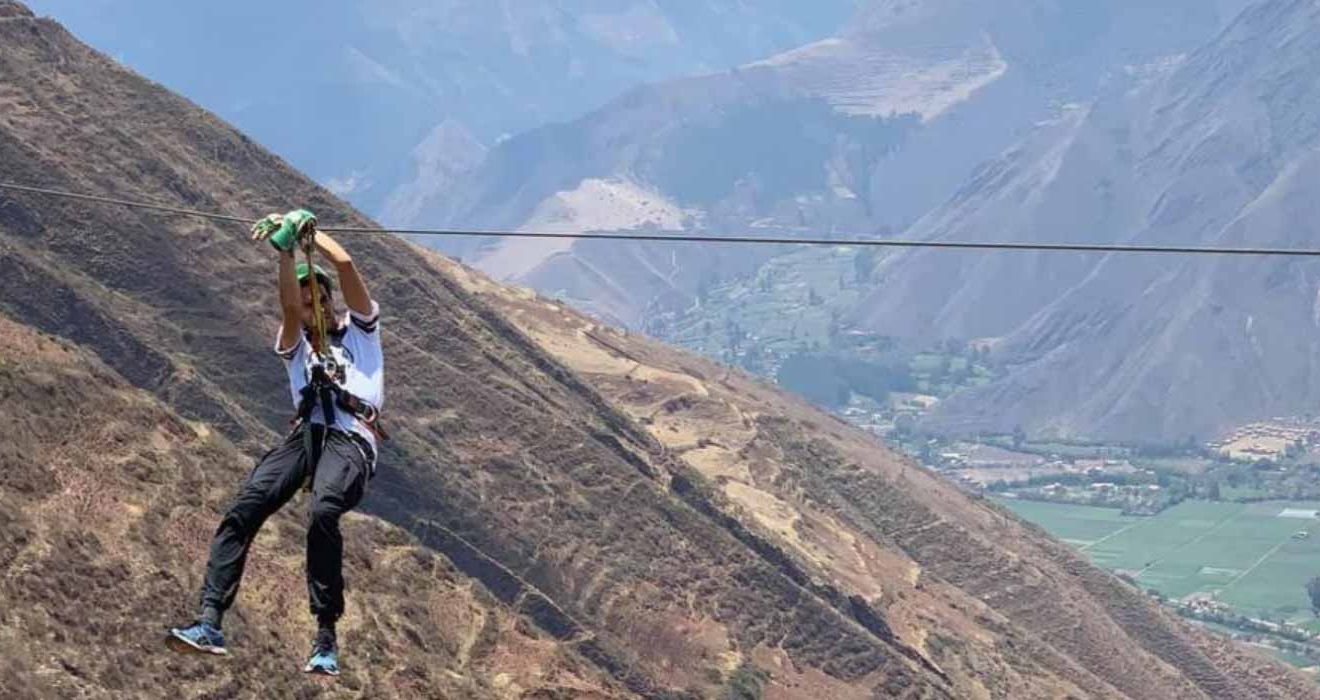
[274, 300, 384, 458]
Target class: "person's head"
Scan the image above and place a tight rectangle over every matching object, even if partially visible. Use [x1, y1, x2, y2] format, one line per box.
[296, 263, 337, 329]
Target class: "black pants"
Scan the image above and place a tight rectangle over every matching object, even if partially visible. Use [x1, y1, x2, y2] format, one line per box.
[199, 427, 371, 625]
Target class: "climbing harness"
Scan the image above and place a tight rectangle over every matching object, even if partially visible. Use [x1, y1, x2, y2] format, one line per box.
[291, 363, 390, 444]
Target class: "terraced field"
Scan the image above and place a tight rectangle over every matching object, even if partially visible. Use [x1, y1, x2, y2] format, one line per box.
[999, 499, 1320, 621]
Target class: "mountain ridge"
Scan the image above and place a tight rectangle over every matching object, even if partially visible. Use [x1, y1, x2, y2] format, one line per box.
[424, 0, 1252, 330]
[863, 0, 1320, 442]
[0, 3, 1315, 697]
[22, 0, 860, 219]
[441, 256, 1320, 699]
[0, 7, 956, 694]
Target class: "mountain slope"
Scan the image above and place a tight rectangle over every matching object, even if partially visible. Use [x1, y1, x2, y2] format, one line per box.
[0, 313, 628, 699]
[444, 259, 1320, 700]
[0, 5, 948, 696]
[425, 0, 1250, 328]
[0, 3, 1316, 698]
[859, 0, 1320, 442]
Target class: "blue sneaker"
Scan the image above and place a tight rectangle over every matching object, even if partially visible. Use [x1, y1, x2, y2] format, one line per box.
[303, 630, 339, 676]
[167, 621, 228, 656]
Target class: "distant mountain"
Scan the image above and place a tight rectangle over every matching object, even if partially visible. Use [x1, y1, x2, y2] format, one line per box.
[3, 3, 1314, 697]
[429, 0, 1251, 328]
[22, 0, 858, 217]
[858, 0, 1320, 444]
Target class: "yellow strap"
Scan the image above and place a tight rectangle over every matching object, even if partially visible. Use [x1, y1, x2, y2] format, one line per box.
[302, 238, 329, 359]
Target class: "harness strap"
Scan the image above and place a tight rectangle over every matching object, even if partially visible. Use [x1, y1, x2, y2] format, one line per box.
[335, 390, 389, 440]
[290, 367, 388, 442]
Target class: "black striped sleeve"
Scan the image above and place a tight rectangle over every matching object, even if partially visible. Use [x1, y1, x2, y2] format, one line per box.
[349, 300, 380, 334]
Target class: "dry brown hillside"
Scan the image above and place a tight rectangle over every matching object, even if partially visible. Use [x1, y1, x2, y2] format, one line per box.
[442, 257, 1320, 700]
[0, 313, 628, 699]
[0, 2, 1315, 698]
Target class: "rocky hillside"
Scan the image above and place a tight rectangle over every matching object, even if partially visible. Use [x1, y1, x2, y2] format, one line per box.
[0, 314, 627, 699]
[423, 0, 1249, 328]
[442, 257, 1320, 700]
[858, 0, 1320, 443]
[1, 3, 1316, 698]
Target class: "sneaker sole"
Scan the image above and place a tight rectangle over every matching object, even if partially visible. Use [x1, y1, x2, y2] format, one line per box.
[166, 630, 229, 656]
[303, 662, 340, 676]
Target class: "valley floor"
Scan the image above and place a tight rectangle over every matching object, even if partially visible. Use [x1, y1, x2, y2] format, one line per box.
[997, 497, 1320, 674]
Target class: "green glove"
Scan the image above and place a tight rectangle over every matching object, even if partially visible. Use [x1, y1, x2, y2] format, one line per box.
[251, 214, 284, 247]
[252, 209, 317, 251]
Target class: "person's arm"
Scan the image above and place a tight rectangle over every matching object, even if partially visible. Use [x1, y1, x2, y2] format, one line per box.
[276, 248, 303, 353]
[313, 231, 373, 317]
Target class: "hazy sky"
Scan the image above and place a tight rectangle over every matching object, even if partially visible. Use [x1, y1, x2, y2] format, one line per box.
[21, 1, 857, 215]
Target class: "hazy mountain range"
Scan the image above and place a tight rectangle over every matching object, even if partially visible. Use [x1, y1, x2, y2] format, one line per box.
[865, 0, 1320, 443]
[25, 4, 1320, 446]
[425, 0, 1320, 446]
[23, 0, 858, 217]
[2, 2, 1314, 696]
[420, 0, 1251, 329]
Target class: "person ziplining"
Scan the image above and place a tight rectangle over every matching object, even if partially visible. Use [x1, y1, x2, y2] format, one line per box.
[166, 210, 386, 676]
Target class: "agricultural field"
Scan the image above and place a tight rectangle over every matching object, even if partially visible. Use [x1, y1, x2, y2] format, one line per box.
[1130, 456, 1215, 474]
[998, 498, 1320, 623]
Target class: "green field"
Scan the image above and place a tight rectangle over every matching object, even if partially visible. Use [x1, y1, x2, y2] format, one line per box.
[998, 498, 1320, 622]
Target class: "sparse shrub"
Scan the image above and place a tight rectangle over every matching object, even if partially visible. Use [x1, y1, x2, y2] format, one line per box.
[722, 663, 769, 700]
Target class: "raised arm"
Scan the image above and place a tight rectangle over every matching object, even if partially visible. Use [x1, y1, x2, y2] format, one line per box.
[252, 212, 310, 353]
[276, 248, 303, 352]
[313, 231, 373, 318]
[250, 210, 373, 335]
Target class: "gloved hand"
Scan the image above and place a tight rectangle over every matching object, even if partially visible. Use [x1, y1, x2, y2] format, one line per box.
[251, 209, 317, 251]
[250, 213, 285, 247]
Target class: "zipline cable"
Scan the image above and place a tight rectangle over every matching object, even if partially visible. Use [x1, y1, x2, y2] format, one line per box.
[0, 182, 252, 225]
[4, 180, 1319, 258]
